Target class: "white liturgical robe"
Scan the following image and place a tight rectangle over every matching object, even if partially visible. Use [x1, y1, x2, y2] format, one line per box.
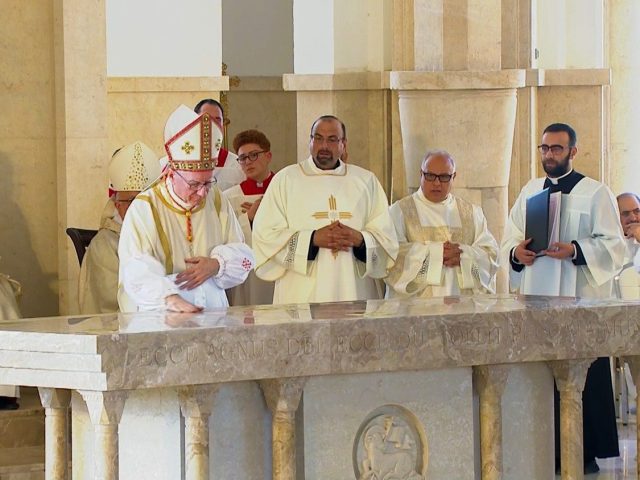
[223, 176, 275, 306]
[252, 157, 398, 304]
[78, 199, 121, 314]
[385, 192, 499, 298]
[118, 179, 254, 312]
[501, 175, 626, 298]
[0, 269, 20, 396]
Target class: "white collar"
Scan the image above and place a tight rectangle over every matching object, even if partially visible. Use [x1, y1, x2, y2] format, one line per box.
[547, 168, 573, 185]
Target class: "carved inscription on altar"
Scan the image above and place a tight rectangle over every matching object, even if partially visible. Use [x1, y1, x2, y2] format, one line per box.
[353, 405, 428, 480]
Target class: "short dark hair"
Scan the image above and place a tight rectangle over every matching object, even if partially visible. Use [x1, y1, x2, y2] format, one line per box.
[194, 98, 224, 117]
[543, 123, 577, 147]
[233, 129, 271, 153]
[310, 115, 347, 140]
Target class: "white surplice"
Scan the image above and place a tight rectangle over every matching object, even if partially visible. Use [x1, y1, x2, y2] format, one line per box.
[501, 176, 626, 297]
[385, 191, 498, 298]
[213, 149, 245, 192]
[118, 179, 254, 312]
[222, 183, 274, 306]
[0, 268, 21, 396]
[78, 199, 121, 314]
[252, 157, 398, 304]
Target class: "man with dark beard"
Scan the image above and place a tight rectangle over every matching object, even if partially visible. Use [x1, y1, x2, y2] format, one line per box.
[252, 115, 398, 303]
[501, 122, 626, 474]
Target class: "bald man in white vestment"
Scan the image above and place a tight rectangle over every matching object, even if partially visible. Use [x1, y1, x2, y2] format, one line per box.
[79, 142, 162, 314]
[252, 115, 398, 303]
[118, 105, 253, 313]
[385, 150, 498, 298]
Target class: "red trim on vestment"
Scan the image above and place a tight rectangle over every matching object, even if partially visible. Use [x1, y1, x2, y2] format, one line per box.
[239, 171, 275, 195]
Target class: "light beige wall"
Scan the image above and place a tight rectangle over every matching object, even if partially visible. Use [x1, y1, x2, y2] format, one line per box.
[226, 77, 297, 175]
[0, 0, 59, 317]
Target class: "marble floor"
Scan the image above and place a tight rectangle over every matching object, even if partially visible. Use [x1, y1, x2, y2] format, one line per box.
[554, 416, 638, 480]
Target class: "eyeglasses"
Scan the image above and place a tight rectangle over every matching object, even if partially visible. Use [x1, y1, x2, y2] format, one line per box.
[173, 169, 216, 192]
[311, 134, 343, 145]
[237, 150, 266, 165]
[621, 208, 640, 218]
[538, 144, 570, 155]
[422, 171, 455, 183]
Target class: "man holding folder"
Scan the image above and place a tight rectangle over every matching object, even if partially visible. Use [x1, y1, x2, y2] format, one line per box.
[501, 122, 626, 473]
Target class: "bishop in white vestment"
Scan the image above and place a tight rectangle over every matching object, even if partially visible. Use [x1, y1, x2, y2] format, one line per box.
[252, 115, 398, 304]
[118, 105, 254, 313]
[79, 142, 162, 314]
[386, 151, 498, 298]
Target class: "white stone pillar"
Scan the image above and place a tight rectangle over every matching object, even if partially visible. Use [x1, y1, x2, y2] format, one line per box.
[53, 0, 109, 315]
[609, 0, 640, 195]
[473, 365, 510, 480]
[39, 388, 71, 480]
[177, 384, 219, 480]
[549, 359, 594, 480]
[625, 356, 640, 476]
[260, 377, 306, 480]
[79, 391, 128, 480]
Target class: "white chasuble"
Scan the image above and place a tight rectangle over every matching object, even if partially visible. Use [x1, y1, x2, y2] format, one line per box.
[252, 157, 398, 304]
[385, 192, 498, 298]
[78, 199, 121, 314]
[501, 176, 625, 298]
[118, 180, 254, 312]
[223, 181, 275, 306]
[0, 269, 21, 396]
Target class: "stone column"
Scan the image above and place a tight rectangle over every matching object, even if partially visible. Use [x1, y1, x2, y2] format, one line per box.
[79, 391, 128, 480]
[260, 377, 307, 480]
[53, 0, 109, 315]
[625, 356, 640, 475]
[38, 388, 71, 480]
[473, 365, 510, 480]
[548, 359, 593, 480]
[608, 0, 640, 195]
[177, 384, 219, 480]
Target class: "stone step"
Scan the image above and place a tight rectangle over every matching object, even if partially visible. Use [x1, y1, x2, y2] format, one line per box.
[0, 388, 44, 449]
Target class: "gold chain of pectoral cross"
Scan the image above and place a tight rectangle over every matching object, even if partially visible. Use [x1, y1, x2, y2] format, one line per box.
[311, 195, 353, 258]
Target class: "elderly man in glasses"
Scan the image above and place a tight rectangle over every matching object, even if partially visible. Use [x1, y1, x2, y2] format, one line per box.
[79, 142, 162, 314]
[222, 129, 275, 305]
[385, 150, 498, 298]
[501, 122, 625, 474]
[118, 105, 254, 313]
[252, 115, 398, 303]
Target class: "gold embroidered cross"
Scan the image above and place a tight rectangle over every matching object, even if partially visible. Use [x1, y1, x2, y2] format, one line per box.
[312, 195, 352, 223]
[181, 141, 195, 155]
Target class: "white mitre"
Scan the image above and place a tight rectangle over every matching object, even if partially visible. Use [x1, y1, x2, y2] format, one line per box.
[163, 104, 223, 171]
[109, 141, 162, 191]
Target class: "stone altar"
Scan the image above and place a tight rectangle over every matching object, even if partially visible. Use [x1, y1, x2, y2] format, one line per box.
[0, 294, 638, 479]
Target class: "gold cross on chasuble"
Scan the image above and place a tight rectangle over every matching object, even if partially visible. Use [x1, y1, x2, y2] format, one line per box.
[312, 195, 353, 223]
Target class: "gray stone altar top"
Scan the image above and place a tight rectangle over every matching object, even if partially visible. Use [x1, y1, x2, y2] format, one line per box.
[0, 295, 638, 392]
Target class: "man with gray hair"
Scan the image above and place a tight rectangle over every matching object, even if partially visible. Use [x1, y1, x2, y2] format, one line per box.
[385, 150, 498, 297]
[616, 192, 640, 297]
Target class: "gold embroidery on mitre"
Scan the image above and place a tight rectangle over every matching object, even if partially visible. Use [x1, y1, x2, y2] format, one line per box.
[123, 142, 150, 191]
[312, 195, 353, 222]
[181, 141, 195, 155]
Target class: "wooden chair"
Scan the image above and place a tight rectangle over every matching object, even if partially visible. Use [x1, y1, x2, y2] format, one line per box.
[65, 228, 99, 266]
